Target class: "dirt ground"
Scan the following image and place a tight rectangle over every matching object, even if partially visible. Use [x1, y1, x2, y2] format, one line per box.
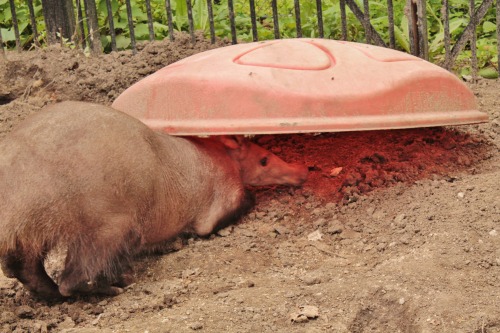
[0, 33, 499, 333]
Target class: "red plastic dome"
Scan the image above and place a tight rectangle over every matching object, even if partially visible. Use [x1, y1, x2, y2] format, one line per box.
[112, 39, 488, 135]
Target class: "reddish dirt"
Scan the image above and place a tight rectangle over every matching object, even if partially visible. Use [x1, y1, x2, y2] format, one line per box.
[1, 33, 499, 332]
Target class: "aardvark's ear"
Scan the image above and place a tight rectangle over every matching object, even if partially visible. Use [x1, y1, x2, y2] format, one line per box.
[217, 135, 246, 150]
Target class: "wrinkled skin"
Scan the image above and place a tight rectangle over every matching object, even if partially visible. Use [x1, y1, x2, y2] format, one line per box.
[217, 135, 308, 187]
[0, 101, 308, 299]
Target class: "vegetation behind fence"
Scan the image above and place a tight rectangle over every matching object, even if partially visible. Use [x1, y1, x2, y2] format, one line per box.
[0, 0, 499, 78]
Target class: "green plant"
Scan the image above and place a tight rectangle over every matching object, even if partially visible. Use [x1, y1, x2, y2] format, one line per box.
[0, 0, 497, 78]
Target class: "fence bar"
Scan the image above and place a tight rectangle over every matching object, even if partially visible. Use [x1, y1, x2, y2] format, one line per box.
[442, 0, 451, 69]
[83, 0, 102, 54]
[418, 0, 429, 60]
[125, 0, 137, 53]
[363, 0, 371, 44]
[76, 0, 87, 49]
[271, 0, 280, 39]
[249, 0, 258, 41]
[8, 0, 21, 51]
[469, 0, 478, 80]
[0, 28, 4, 57]
[207, 0, 216, 43]
[345, 0, 386, 47]
[316, 0, 324, 38]
[387, 0, 395, 48]
[27, 0, 40, 47]
[105, 0, 117, 51]
[449, 0, 494, 66]
[407, 0, 418, 55]
[293, 0, 302, 38]
[186, 0, 196, 43]
[497, 0, 500, 77]
[165, 0, 174, 41]
[146, 0, 155, 41]
[228, 0, 237, 44]
[83, 0, 92, 48]
[340, 0, 347, 40]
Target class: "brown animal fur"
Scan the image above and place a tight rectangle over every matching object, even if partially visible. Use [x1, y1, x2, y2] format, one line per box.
[0, 101, 307, 298]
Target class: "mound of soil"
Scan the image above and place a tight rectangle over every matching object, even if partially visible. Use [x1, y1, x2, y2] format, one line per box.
[1, 33, 499, 332]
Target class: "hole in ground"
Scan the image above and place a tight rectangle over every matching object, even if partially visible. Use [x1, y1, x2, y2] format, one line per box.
[0, 95, 14, 105]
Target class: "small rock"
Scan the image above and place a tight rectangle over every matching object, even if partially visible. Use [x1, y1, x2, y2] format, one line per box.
[302, 275, 321, 286]
[372, 209, 386, 220]
[489, 229, 497, 237]
[307, 230, 323, 241]
[457, 192, 465, 198]
[274, 225, 290, 235]
[182, 268, 201, 279]
[240, 229, 257, 238]
[32, 79, 45, 89]
[339, 229, 361, 240]
[462, 74, 472, 81]
[329, 167, 343, 177]
[89, 306, 104, 315]
[290, 313, 309, 323]
[325, 202, 337, 210]
[311, 208, 322, 216]
[313, 218, 327, 227]
[189, 322, 203, 330]
[376, 243, 387, 251]
[364, 244, 374, 252]
[290, 305, 319, 322]
[217, 227, 233, 237]
[300, 305, 319, 319]
[15, 305, 35, 319]
[399, 297, 405, 305]
[163, 294, 177, 308]
[32, 321, 48, 333]
[1, 311, 16, 324]
[400, 235, 410, 245]
[98, 300, 108, 307]
[0, 279, 16, 290]
[326, 220, 343, 234]
[57, 316, 75, 330]
[394, 213, 406, 224]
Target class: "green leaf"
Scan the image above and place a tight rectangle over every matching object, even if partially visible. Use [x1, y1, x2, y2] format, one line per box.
[98, 0, 119, 17]
[429, 18, 467, 54]
[394, 26, 410, 52]
[153, 21, 170, 35]
[400, 15, 409, 40]
[116, 34, 131, 49]
[193, 0, 208, 30]
[478, 67, 499, 79]
[134, 23, 150, 39]
[100, 34, 110, 48]
[131, 2, 148, 21]
[34, 4, 42, 16]
[482, 21, 496, 33]
[0, 28, 15, 42]
[2, 6, 12, 21]
[175, 0, 188, 30]
[114, 20, 129, 30]
[449, 18, 467, 34]
[0, 22, 28, 41]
